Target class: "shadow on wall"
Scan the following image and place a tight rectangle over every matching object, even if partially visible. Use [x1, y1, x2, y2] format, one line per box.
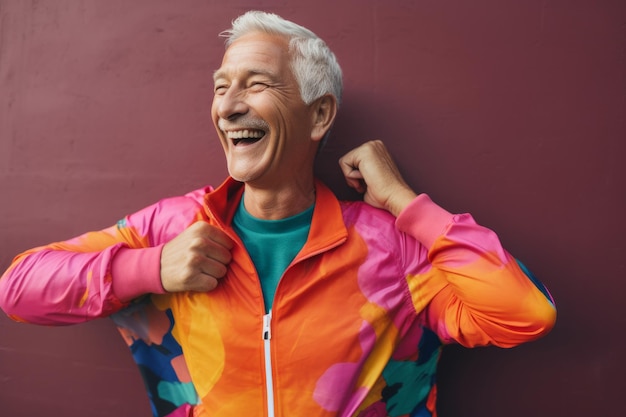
[316, 87, 432, 202]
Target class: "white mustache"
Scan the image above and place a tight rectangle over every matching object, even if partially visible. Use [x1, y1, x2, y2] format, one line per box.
[218, 118, 269, 132]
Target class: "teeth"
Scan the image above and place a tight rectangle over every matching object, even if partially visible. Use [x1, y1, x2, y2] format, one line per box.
[227, 129, 264, 139]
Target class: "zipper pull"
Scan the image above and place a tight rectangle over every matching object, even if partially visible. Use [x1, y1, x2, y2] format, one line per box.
[263, 311, 272, 340]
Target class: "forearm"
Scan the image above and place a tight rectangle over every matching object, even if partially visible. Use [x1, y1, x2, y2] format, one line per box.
[0, 244, 128, 325]
[426, 240, 556, 347]
[1, 229, 165, 325]
[397, 194, 556, 347]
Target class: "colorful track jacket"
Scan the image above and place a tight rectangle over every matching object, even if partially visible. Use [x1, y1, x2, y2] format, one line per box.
[0, 178, 556, 417]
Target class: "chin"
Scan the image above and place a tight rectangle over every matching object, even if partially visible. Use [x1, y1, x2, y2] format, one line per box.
[227, 167, 257, 183]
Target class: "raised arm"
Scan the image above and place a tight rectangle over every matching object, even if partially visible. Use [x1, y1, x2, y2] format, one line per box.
[339, 140, 556, 347]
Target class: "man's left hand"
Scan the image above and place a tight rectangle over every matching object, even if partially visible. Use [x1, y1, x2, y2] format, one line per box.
[339, 140, 417, 217]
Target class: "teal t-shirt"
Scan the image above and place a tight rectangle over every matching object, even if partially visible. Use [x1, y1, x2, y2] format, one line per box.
[232, 197, 314, 312]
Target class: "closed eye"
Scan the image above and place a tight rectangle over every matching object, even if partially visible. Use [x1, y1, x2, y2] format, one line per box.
[214, 84, 229, 95]
[249, 82, 269, 92]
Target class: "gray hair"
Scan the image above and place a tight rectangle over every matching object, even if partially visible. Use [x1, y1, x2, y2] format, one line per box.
[220, 11, 343, 106]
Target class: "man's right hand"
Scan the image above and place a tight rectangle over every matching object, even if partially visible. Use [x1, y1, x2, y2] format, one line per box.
[160, 221, 234, 293]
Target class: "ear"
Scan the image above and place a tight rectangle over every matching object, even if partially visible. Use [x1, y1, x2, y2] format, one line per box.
[310, 94, 338, 142]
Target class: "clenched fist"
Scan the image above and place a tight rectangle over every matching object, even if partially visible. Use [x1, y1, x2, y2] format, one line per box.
[160, 221, 234, 293]
[339, 140, 417, 217]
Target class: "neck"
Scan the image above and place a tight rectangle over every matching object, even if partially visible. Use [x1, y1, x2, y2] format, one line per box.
[243, 178, 316, 220]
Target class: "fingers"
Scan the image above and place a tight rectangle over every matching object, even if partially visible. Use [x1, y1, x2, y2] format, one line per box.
[187, 222, 233, 266]
[339, 146, 368, 193]
[341, 167, 366, 193]
[192, 221, 234, 251]
[338, 140, 394, 195]
[160, 221, 234, 293]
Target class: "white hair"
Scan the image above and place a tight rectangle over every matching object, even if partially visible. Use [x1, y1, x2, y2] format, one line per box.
[220, 10, 343, 106]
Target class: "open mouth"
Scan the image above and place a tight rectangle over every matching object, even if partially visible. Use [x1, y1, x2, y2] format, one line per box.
[227, 129, 265, 146]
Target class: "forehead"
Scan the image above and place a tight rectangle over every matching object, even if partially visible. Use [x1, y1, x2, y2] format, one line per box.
[214, 32, 292, 80]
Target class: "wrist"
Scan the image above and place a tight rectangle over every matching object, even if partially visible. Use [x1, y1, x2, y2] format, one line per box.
[387, 187, 418, 217]
[111, 245, 167, 302]
[395, 194, 454, 248]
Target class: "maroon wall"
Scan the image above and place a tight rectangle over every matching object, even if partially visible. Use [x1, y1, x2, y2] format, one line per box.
[1, 1, 624, 416]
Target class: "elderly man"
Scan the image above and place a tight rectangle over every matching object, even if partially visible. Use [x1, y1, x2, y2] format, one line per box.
[0, 10, 555, 417]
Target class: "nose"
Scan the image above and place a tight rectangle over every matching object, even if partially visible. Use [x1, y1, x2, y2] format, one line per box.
[214, 86, 248, 121]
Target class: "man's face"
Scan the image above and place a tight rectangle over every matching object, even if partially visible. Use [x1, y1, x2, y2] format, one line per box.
[212, 32, 318, 187]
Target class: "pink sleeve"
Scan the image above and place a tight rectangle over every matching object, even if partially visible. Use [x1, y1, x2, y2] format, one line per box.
[0, 191, 204, 325]
[111, 245, 166, 302]
[395, 193, 454, 248]
[0, 240, 130, 325]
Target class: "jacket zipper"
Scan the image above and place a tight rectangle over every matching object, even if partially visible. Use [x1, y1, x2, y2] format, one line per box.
[263, 311, 275, 417]
[217, 225, 276, 416]
[210, 203, 345, 417]
[259, 239, 346, 417]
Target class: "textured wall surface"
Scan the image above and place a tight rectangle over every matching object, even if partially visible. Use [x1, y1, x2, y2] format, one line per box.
[1, 1, 624, 416]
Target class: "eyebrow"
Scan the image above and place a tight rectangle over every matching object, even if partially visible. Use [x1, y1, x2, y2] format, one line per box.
[212, 68, 278, 82]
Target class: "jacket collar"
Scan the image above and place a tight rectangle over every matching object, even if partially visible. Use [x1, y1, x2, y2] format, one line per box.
[204, 177, 348, 254]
